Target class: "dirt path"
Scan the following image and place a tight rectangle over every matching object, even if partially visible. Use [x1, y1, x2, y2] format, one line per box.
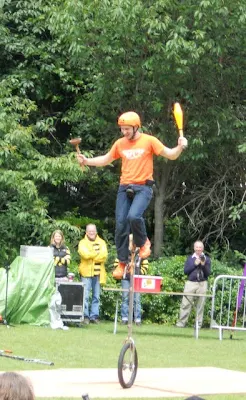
[2, 367, 246, 398]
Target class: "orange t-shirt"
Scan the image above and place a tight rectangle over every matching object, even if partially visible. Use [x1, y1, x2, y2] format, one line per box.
[109, 133, 165, 185]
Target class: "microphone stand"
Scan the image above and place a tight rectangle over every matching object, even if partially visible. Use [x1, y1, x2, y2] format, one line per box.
[1, 264, 12, 328]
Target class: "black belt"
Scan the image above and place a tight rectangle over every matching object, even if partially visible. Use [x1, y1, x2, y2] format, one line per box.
[126, 180, 155, 199]
[145, 179, 155, 187]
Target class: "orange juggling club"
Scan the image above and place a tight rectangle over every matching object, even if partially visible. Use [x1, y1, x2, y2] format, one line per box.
[173, 102, 184, 137]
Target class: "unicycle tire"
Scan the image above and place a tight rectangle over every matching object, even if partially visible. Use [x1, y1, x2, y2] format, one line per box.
[118, 342, 138, 388]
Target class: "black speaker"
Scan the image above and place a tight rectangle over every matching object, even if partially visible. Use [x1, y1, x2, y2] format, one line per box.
[57, 282, 85, 322]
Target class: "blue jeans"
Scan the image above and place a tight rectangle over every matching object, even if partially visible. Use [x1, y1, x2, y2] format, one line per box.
[115, 184, 153, 262]
[121, 279, 141, 323]
[81, 276, 100, 320]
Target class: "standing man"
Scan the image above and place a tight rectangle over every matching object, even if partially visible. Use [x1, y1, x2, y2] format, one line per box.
[77, 111, 187, 279]
[176, 240, 211, 329]
[78, 224, 108, 324]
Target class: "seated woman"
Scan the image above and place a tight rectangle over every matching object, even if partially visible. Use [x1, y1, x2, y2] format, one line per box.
[50, 230, 71, 281]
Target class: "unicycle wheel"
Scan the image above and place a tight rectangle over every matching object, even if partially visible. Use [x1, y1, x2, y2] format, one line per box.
[118, 342, 138, 388]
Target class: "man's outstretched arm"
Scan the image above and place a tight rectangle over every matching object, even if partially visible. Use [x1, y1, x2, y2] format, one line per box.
[77, 152, 114, 167]
[160, 136, 188, 160]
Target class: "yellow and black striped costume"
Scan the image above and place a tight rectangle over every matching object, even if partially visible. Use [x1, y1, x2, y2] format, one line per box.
[78, 234, 108, 284]
[113, 257, 148, 280]
[50, 244, 71, 278]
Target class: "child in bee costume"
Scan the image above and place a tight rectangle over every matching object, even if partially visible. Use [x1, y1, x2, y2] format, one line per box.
[113, 234, 148, 326]
[50, 230, 71, 280]
[49, 230, 71, 330]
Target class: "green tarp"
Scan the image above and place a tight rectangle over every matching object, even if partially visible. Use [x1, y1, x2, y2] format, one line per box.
[0, 256, 55, 325]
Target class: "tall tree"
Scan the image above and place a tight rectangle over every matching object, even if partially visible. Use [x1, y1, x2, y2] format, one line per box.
[0, 0, 86, 259]
[1, 0, 245, 259]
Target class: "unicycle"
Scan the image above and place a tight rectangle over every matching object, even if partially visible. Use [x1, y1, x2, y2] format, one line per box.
[118, 337, 138, 388]
[118, 249, 141, 388]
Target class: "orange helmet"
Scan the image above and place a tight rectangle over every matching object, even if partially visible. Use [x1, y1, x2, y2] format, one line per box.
[118, 111, 141, 127]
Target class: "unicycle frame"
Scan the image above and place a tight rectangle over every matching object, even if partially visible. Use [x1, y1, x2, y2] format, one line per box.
[127, 249, 141, 337]
[118, 248, 141, 388]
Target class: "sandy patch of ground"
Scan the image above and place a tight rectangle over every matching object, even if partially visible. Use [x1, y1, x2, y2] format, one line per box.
[1, 367, 246, 398]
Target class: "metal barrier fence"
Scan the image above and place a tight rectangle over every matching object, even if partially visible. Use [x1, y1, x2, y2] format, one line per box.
[104, 287, 212, 339]
[105, 274, 246, 340]
[210, 274, 246, 340]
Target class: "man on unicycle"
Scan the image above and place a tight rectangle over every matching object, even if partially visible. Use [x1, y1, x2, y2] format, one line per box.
[76, 111, 187, 271]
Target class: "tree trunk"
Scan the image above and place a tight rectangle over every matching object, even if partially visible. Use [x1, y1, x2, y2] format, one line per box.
[153, 162, 171, 258]
[153, 191, 166, 258]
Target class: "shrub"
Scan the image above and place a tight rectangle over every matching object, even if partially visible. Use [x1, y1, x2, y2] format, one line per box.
[100, 255, 244, 326]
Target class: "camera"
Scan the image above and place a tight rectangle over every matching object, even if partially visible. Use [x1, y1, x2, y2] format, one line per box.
[200, 254, 206, 262]
[126, 186, 135, 199]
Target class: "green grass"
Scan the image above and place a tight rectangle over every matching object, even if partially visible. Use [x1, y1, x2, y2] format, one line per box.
[1, 322, 246, 400]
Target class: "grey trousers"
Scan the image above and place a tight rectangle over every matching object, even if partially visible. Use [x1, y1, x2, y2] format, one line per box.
[177, 280, 208, 328]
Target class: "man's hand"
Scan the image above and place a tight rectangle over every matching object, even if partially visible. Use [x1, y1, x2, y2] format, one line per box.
[76, 153, 88, 167]
[178, 136, 188, 149]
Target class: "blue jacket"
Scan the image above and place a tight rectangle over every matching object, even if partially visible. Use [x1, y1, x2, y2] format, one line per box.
[184, 254, 211, 282]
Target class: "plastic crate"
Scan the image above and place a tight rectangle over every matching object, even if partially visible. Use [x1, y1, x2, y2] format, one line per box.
[134, 275, 163, 293]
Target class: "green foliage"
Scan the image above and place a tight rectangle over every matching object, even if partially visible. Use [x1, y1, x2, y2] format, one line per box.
[163, 216, 187, 256]
[100, 274, 119, 320]
[229, 203, 246, 223]
[62, 213, 104, 232]
[0, 0, 246, 261]
[142, 256, 188, 324]
[0, 108, 84, 260]
[0, 0, 90, 261]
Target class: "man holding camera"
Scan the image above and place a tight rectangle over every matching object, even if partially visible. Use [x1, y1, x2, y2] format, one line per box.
[176, 240, 211, 329]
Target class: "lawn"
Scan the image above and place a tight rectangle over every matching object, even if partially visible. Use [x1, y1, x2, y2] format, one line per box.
[0, 322, 246, 400]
